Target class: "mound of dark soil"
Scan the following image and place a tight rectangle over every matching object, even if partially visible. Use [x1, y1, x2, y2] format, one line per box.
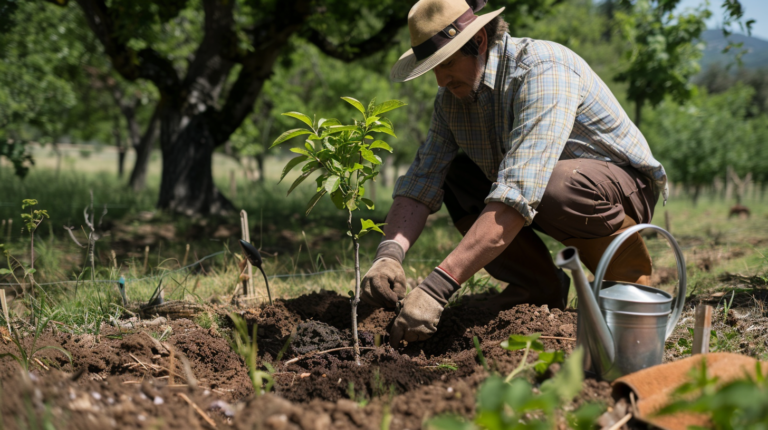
[0, 290, 614, 429]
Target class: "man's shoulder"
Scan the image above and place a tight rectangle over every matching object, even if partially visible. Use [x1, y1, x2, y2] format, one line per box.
[502, 36, 585, 71]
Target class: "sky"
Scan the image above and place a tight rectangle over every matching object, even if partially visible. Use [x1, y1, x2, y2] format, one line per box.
[675, 0, 768, 41]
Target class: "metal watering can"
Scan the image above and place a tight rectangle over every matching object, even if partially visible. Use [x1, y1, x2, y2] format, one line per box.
[555, 224, 686, 381]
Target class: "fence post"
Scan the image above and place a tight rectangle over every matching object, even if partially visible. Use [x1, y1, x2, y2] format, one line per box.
[664, 210, 671, 234]
[692, 305, 713, 355]
[240, 210, 255, 298]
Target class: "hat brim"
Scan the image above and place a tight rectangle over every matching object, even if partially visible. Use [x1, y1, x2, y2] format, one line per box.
[390, 7, 505, 83]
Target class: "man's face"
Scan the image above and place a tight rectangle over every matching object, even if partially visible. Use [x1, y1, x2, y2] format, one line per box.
[432, 30, 488, 103]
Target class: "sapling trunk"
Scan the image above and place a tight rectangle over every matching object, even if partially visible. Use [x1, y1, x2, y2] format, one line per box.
[349, 212, 362, 366]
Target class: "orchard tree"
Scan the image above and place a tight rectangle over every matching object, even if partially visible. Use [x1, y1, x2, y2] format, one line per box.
[614, 0, 755, 127]
[22, 0, 560, 216]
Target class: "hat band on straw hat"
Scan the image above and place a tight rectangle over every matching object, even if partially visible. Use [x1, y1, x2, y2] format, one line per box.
[412, 7, 477, 61]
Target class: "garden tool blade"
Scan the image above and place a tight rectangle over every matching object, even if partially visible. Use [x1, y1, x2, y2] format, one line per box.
[239, 240, 263, 268]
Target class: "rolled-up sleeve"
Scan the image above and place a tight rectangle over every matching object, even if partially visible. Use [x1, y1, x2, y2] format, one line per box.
[393, 97, 458, 213]
[485, 61, 581, 225]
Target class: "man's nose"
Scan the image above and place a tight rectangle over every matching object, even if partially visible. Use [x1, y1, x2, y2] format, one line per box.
[433, 68, 450, 87]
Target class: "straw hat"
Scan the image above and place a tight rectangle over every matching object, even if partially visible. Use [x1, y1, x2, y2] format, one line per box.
[390, 0, 505, 82]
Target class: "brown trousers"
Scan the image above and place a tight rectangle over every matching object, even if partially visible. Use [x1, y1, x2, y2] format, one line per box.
[443, 154, 658, 310]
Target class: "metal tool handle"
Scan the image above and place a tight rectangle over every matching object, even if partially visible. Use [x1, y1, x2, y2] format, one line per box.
[592, 224, 686, 339]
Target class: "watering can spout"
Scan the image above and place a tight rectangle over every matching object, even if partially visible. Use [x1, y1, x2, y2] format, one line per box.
[555, 247, 616, 378]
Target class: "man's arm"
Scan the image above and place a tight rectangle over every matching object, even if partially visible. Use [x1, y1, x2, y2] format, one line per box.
[439, 202, 524, 284]
[382, 196, 431, 253]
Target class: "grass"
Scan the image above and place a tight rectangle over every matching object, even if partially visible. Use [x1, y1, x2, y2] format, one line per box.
[1, 151, 768, 354]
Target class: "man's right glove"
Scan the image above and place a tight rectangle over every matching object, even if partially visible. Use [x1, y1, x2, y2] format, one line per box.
[389, 267, 461, 348]
[360, 241, 407, 309]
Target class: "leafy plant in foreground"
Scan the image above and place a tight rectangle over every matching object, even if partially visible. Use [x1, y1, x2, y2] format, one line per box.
[0, 310, 72, 373]
[229, 313, 273, 395]
[271, 97, 406, 364]
[429, 348, 602, 430]
[656, 358, 768, 429]
[501, 333, 565, 382]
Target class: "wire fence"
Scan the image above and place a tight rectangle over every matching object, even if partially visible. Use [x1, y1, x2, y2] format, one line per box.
[0, 249, 358, 288]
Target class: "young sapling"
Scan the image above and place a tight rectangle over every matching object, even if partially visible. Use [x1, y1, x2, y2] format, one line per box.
[271, 97, 406, 365]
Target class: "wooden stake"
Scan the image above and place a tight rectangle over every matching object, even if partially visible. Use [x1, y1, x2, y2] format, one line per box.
[240, 210, 254, 298]
[0, 289, 10, 334]
[143, 246, 150, 274]
[168, 345, 176, 386]
[182, 244, 190, 267]
[6, 219, 11, 242]
[692, 305, 713, 355]
[111, 250, 118, 269]
[1, 220, 5, 241]
[664, 210, 671, 233]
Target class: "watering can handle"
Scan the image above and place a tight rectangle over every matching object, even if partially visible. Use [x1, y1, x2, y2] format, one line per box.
[592, 224, 686, 340]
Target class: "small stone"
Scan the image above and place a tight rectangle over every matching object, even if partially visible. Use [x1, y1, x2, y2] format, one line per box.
[265, 414, 288, 429]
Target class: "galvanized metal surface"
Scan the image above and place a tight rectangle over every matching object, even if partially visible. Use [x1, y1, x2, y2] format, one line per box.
[555, 223, 687, 381]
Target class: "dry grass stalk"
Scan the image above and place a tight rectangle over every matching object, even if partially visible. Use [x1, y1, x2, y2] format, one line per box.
[177, 392, 217, 428]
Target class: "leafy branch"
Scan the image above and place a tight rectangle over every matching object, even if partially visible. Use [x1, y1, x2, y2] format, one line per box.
[272, 96, 405, 365]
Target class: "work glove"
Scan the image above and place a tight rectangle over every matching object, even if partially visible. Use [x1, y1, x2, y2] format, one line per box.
[360, 241, 407, 309]
[389, 268, 461, 348]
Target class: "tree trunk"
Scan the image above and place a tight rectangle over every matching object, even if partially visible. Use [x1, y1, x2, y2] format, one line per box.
[157, 113, 234, 215]
[114, 116, 126, 178]
[692, 184, 701, 206]
[256, 154, 265, 183]
[129, 107, 159, 191]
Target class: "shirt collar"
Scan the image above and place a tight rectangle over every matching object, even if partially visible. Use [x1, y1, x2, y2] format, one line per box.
[481, 36, 504, 90]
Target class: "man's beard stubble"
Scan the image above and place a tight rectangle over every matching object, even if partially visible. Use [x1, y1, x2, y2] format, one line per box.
[458, 53, 487, 105]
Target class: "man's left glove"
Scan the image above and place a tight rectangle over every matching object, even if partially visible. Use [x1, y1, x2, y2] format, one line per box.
[389, 268, 461, 348]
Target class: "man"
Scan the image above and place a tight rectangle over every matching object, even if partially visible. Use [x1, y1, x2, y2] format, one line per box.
[360, 0, 668, 348]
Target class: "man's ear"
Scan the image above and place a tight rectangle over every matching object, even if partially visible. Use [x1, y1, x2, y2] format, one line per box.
[476, 27, 488, 56]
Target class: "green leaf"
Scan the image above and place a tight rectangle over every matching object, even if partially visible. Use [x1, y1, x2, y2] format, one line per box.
[345, 195, 358, 211]
[326, 125, 359, 135]
[347, 163, 364, 172]
[369, 140, 393, 152]
[270, 129, 313, 148]
[341, 97, 366, 115]
[361, 198, 374, 210]
[318, 118, 341, 128]
[541, 347, 585, 402]
[0, 268, 11, 275]
[360, 219, 385, 235]
[290, 147, 311, 156]
[305, 190, 326, 216]
[281, 112, 314, 129]
[369, 125, 396, 138]
[324, 175, 341, 194]
[287, 169, 315, 196]
[360, 148, 382, 165]
[500, 333, 544, 351]
[365, 116, 380, 127]
[331, 190, 345, 210]
[534, 350, 565, 374]
[373, 100, 407, 116]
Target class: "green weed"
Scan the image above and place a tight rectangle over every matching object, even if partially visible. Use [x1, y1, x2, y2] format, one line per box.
[229, 313, 273, 395]
[428, 348, 602, 430]
[0, 309, 71, 373]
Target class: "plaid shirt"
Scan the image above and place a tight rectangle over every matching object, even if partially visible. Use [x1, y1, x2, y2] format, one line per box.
[394, 34, 668, 225]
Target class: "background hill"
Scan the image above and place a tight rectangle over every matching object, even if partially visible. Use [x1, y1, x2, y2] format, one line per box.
[700, 29, 768, 70]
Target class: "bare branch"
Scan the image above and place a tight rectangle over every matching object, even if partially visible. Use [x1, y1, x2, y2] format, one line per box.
[304, 14, 408, 63]
[63, 226, 86, 248]
[74, 0, 181, 93]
